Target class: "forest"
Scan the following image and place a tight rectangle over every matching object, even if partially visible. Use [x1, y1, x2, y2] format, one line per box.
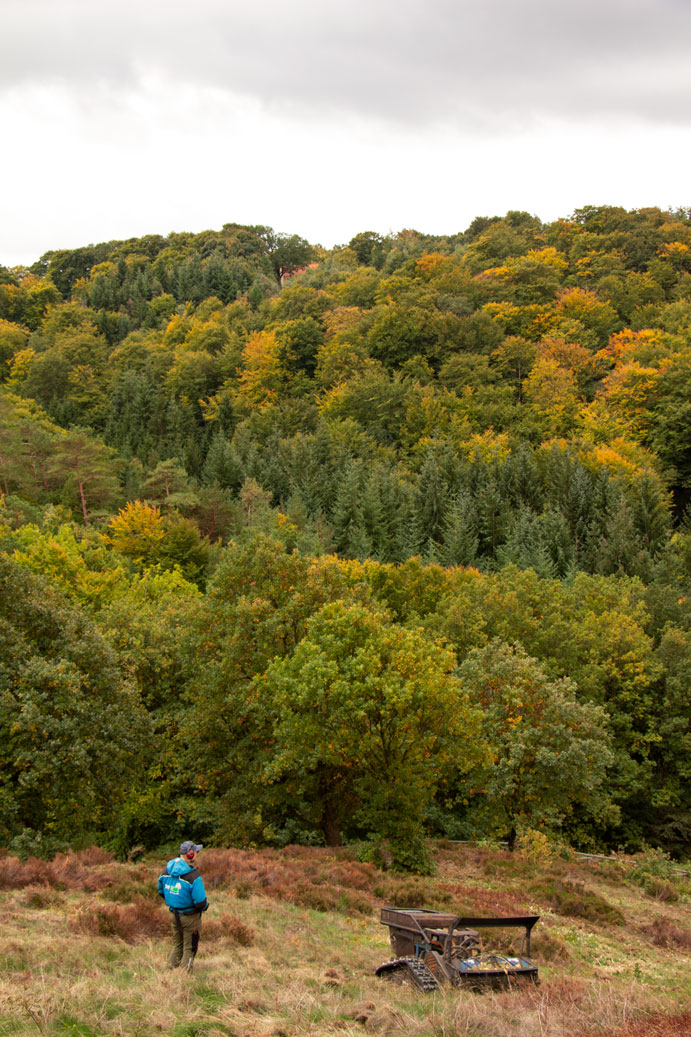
[1, 206, 690, 870]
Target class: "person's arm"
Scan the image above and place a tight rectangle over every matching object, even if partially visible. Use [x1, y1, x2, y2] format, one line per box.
[191, 875, 209, 912]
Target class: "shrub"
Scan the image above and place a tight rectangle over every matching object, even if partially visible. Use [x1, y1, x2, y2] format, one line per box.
[614, 1011, 691, 1037]
[516, 827, 575, 864]
[22, 886, 64, 909]
[70, 898, 169, 942]
[234, 880, 260, 899]
[643, 918, 691, 951]
[529, 879, 625, 925]
[641, 879, 679, 902]
[516, 828, 555, 865]
[0, 849, 143, 893]
[628, 848, 679, 889]
[204, 914, 254, 946]
[101, 881, 159, 903]
[530, 927, 573, 962]
[372, 876, 438, 907]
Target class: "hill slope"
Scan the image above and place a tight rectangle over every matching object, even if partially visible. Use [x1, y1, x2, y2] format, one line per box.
[1, 842, 689, 1036]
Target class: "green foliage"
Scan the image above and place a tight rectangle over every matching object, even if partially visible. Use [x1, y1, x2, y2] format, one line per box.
[627, 847, 680, 891]
[1, 210, 691, 863]
[455, 640, 616, 843]
[256, 601, 485, 868]
[0, 556, 150, 845]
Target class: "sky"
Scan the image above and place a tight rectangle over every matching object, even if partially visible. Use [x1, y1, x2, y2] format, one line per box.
[2, 0, 691, 266]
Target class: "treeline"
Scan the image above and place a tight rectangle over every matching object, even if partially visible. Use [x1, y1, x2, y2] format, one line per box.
[0, 206, 690, 867]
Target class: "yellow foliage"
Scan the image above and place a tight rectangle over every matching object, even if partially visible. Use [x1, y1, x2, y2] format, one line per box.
[556, 286, 602, 316]
[107, 501, 165, 560]
[601, 328, 666, 366]
[237, 330, 283, 407]
[463, 429, 511, 464]
[525, 246, 569, 272]
[7, 347, 36, 387]
[482, 302, 559, 340]
[537, 337, 593, 377]
[415, 252, 450, 280]
[475, 264, 513, 283]
[597, 362, 659, 432]
[524, 356, 579, 428]
[658, 240, 691, 268]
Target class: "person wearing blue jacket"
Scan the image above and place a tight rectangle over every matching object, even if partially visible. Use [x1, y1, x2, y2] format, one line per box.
[158, 840, 209, 970]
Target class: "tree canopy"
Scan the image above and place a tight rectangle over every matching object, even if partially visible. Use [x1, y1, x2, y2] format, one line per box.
[2, 206, 691, 863]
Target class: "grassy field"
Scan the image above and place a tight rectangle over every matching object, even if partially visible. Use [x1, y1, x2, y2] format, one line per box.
[0, 842, 689, 1036]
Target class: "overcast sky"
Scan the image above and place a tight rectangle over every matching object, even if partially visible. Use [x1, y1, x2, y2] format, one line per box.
[2, 0, 691, 266]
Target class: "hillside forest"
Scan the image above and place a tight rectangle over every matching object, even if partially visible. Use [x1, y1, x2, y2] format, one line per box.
[1, 206, 690, 870]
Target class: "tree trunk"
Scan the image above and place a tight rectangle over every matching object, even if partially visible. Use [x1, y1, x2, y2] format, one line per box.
[78, 478, 89, 526]
[322, 806, 343, 847]
[319, 775, 343, 846]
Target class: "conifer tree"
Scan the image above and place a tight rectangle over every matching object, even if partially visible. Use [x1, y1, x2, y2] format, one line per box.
[440, 491, 479, 567]
[414, 450, 449, 548]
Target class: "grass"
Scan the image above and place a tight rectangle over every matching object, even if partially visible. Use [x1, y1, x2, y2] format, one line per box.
[0, 844, 688, 1035]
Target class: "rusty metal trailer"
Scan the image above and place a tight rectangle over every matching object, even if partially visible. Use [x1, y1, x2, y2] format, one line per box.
[375, 907, 540, 991]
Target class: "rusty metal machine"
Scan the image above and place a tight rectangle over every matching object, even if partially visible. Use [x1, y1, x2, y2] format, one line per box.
[375, 907, 540, 991]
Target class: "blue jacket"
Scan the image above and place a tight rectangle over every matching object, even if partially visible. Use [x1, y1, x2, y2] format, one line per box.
[158, 857, 209, 914]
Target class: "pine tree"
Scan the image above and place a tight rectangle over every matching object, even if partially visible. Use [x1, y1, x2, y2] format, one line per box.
[330, 460, 370, 558]
[361, 467, 387, 560]
[632, 472, 671, 555]
[440, 491, 479, 566]
[414, 450, 449, 547]
[201, 432, 243, 491]
[496, 507, 557, 578]
[474, 473, 511, 560]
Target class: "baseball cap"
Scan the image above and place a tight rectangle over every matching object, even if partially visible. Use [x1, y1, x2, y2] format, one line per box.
[180, 840, 203, 855]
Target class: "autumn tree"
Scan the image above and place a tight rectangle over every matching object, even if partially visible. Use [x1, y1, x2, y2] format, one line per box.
[455, 640, 616, 847]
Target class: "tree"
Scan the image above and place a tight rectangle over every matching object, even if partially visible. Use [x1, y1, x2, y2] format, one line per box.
[178, 536, 373, 839]
[48, 429, 121, 525]
[142, 458, 197, 510]
[263, 231, 314, 286]
[0, 318, 29, 380]
[236, 330, 284, 408]
[107, 501, 211, 586]
[456, 640, 616, 847]
[98, 567, 201, 713]
[347, 231, 386, 267]
[0, 556, 149, 847]
[11, 521, 127, 610]
[254, 601, 485, 868]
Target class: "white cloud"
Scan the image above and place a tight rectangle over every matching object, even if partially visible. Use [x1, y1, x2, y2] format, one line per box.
[1, 1, 690, 265]
[1, 76, 689, 266]
[2, 0, 691, 126]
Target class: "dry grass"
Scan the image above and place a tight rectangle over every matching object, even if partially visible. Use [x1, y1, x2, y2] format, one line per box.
[0, 843, 688, 1036]
[605, 1010, 691, 1037]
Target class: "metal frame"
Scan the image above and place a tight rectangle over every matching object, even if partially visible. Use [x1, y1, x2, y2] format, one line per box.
[376, 908, 540, 989]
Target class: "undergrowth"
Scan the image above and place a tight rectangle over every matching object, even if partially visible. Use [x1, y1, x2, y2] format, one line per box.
[0, 843, 688, 1036]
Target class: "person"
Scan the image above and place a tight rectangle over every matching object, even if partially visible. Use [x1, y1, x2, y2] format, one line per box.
[158, 840, 209, 971]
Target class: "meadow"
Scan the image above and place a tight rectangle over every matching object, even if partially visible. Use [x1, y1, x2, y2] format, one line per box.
[0, 842, 689, 1037]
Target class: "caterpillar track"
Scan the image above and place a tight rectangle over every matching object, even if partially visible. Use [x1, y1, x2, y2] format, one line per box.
[375, 956, 441, 992]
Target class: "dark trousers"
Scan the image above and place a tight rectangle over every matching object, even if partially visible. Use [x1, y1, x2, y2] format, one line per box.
[168, 911, 202, 970]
